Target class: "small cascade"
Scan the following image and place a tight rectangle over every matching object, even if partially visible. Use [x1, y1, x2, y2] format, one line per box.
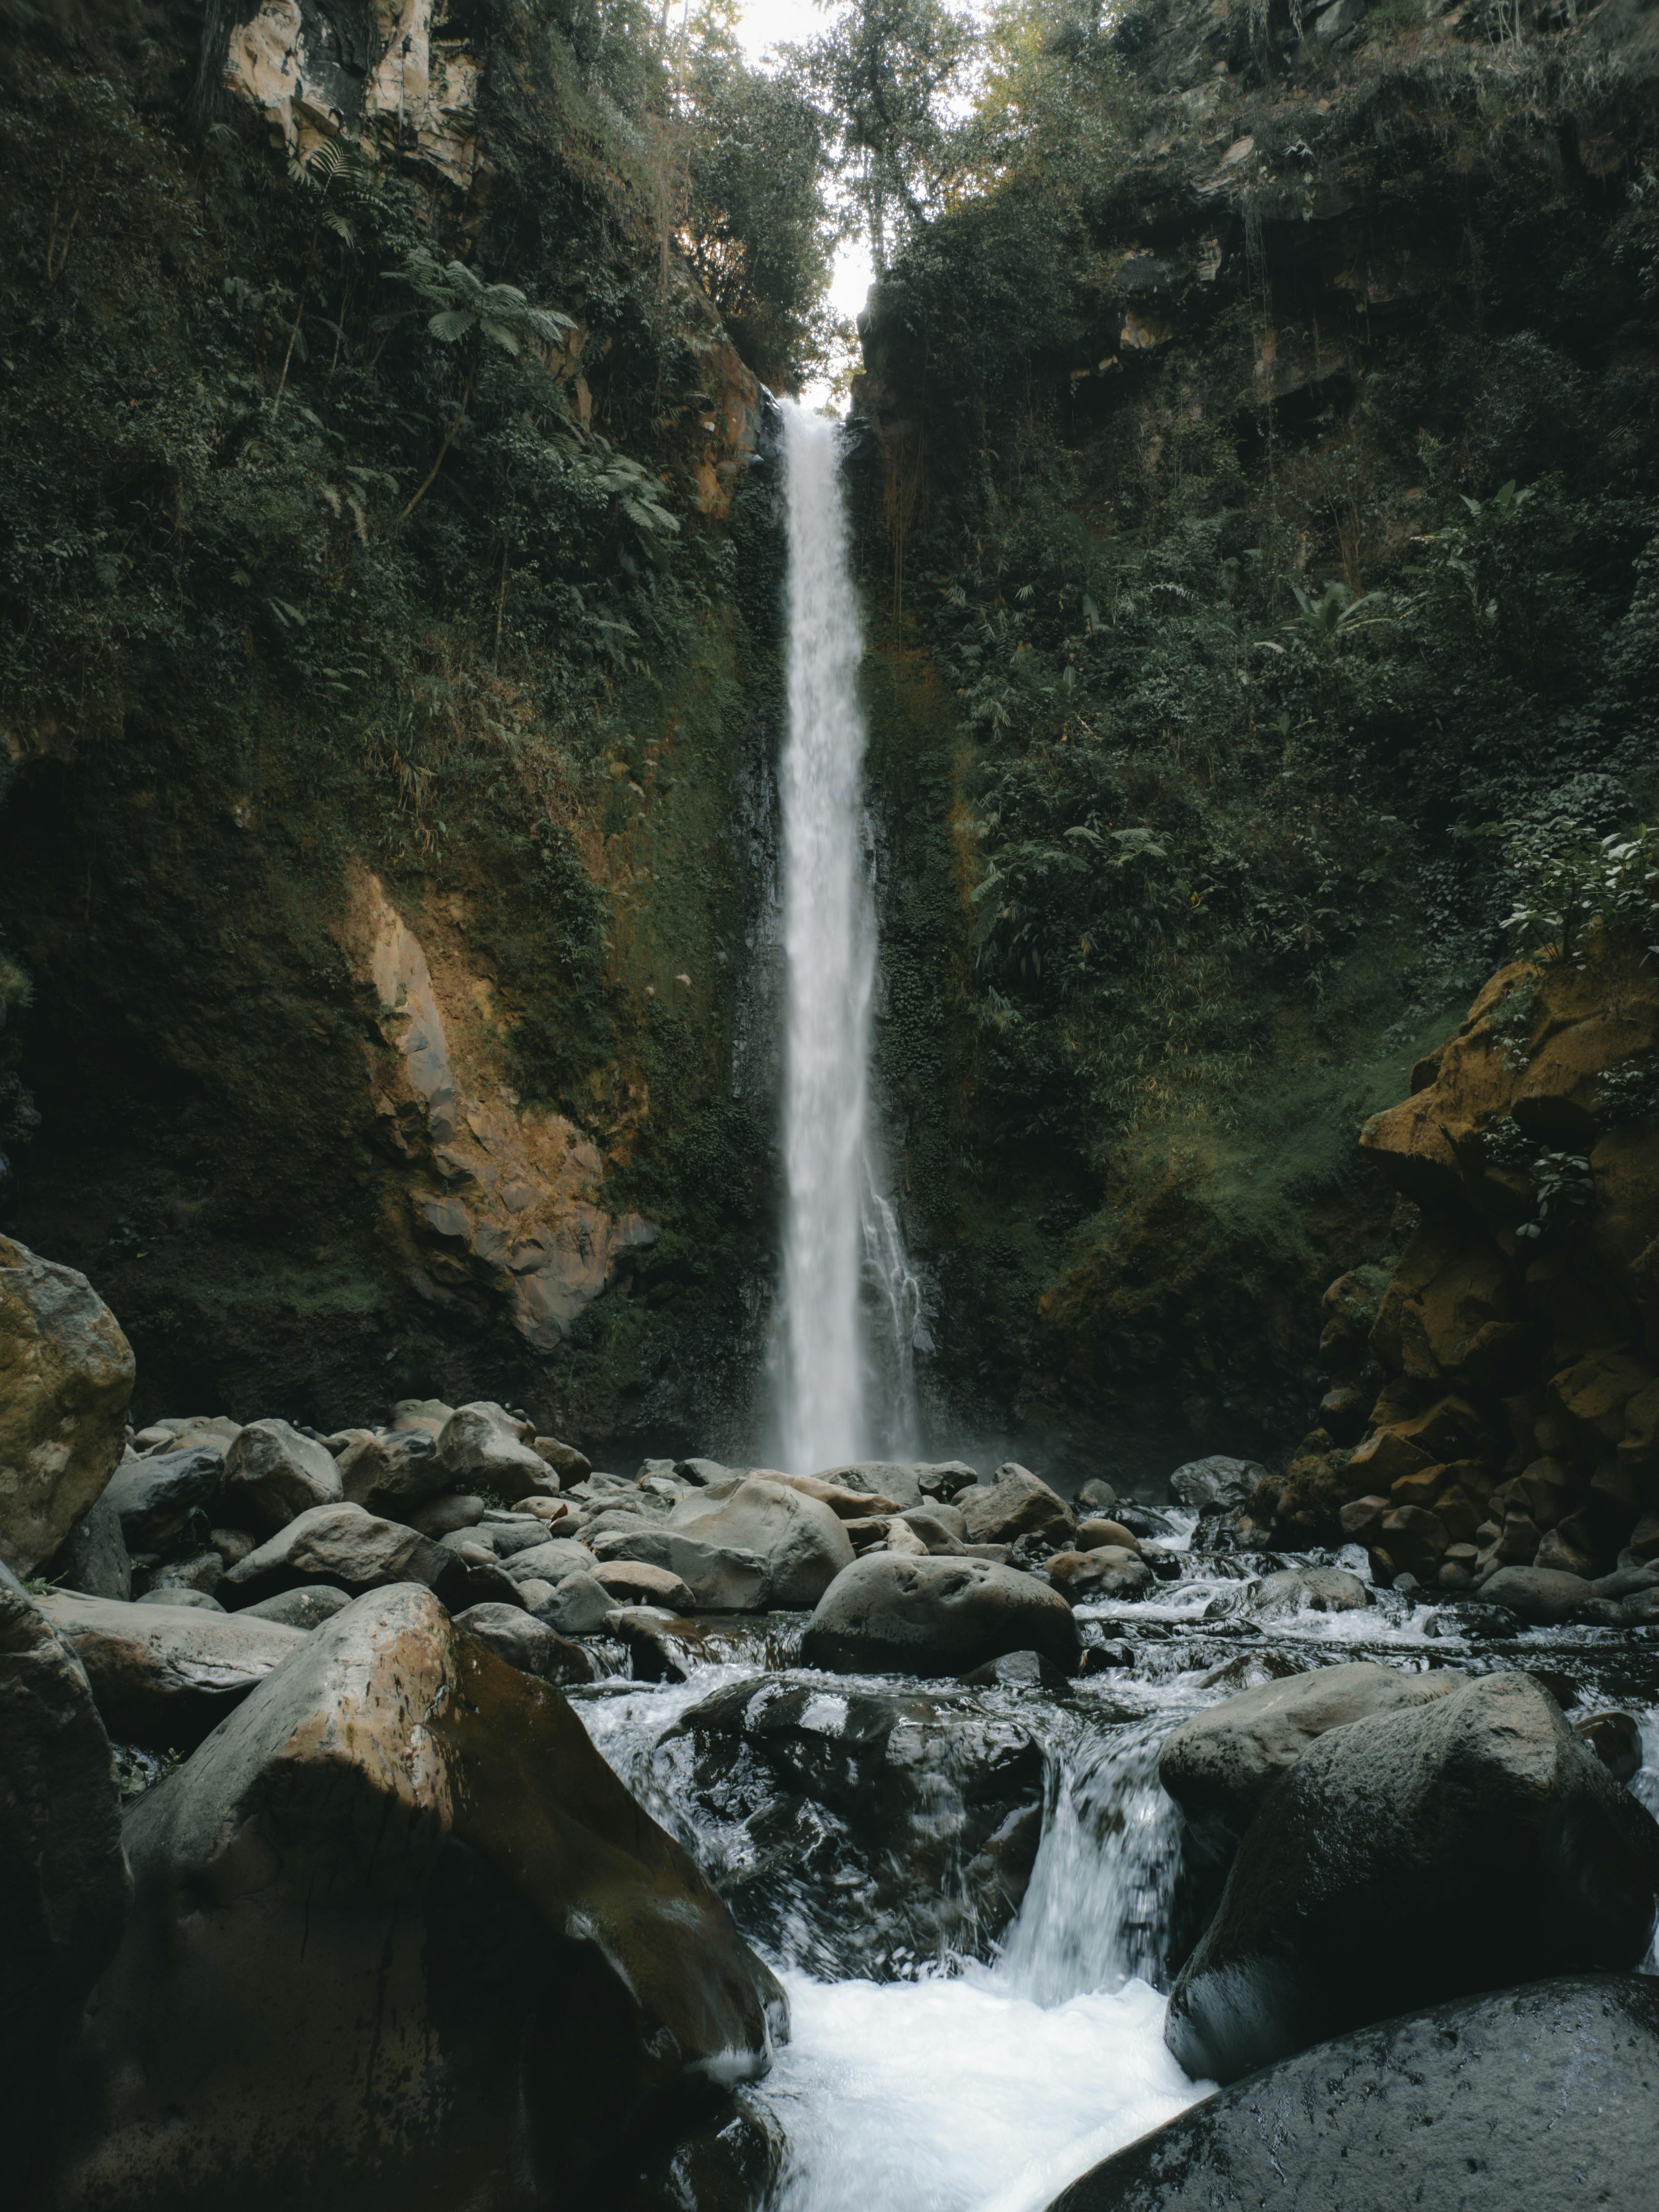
[774, 397, 923, 1471]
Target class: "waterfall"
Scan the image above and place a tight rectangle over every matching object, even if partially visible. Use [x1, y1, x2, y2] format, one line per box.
[775, 398, 920, 1472]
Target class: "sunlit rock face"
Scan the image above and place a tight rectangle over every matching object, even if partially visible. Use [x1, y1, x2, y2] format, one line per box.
[345, 867, 656, 1355]
[223, 0, 482, 188]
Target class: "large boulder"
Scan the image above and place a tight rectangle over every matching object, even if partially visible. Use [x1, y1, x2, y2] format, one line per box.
[219, 1419, 342, 1535]
[218, 1502, 468, 1609]
[1168, 1456, 1267, 1511]
[37, 1590, 309, 1744]
[1158, 1662, 1455, 1834]
[955, 1464, 1076, 1549]
[336, 1428, 449, 1516]
[1478, 1565, 1594, 1625]
[1165, 1671, 1659, 2084]
[436, 1400, 550, 1489]
[452, 1602, 593, 1685]
[1047, 1547, 1153, 1605]
[103, 1446, 224, 1553]
[588, 1521, 770, 1612]
[1245, 1566, 1370, 1619]
[801, 1554, 1080, 1678]
[1, 1563, 130, 2178]
[46, 1587, 785, 2212]
[665, 1475, 854, 1608]
[0, 1236, 135, 1576]
[500, 1535, 599, 1584]
[1051, 1976, 1659, 2212]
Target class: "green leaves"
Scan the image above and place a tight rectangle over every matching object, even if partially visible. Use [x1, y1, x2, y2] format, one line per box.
[393, 248, 575, 361]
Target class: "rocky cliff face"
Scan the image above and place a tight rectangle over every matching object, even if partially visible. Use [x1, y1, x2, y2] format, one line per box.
[845, 0, 1659, 1477]
[0, 0, 783, 1452]
[1252, 936, 1659, 1584]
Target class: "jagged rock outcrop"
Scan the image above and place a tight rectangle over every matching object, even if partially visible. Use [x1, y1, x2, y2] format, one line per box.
[1247, 945, 1659, 1588]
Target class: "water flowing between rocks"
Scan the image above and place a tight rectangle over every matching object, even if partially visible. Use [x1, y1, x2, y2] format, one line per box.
[573, 1526, 1659, 2212]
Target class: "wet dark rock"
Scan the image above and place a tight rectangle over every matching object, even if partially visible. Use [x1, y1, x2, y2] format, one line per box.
[1479, 1565, 1595, 1625]
[35, 1589, 308, 1744]
[1165, 1671, 1659, 2084]
[1159, 1661, 1454, 1835]
[1576, 1709, 1644, 1785]
[621, 2094, 785, 2212]
[1047, 1547, 1154, 1605]
[1245, 1566, 1370, 1619]
[802, 1554, 1080, 1678]
[666, 1674, 1046, 1971]
[1, 1562, 130, 2187]
[46, 1587, 784, 2212]
[1168, 1457, 1266, 1511]
[239, 1585, 354, 1629]
[103, 1446, 223, 1554]
[1052, 1977, 1659, 2212]
[54, 1490, 132, 1600]
[220, 1419, 343, 1535]
[957, 1648, 1073, 1692]
[219, 1502, 469, 1609]
[1078, 1639, 1138, 1674]
[454, 1601, 593, 1684]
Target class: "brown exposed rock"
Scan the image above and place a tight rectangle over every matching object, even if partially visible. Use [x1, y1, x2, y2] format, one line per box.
[0, 1237, 135, 1577]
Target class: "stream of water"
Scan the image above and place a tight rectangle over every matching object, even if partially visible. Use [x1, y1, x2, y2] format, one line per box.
[574, 1523, 1659, 2212]
[775, 399, 921, 1471]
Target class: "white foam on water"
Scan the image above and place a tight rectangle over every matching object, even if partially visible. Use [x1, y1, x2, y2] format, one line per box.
[760, 1968, 1205, 2212]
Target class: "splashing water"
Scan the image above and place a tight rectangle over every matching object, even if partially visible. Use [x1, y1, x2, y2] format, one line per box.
[775, 398, 920, 1471]
[574, 1656, 1212, 2212]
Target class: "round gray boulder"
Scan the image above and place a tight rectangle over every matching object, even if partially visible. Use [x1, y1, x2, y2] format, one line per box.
[800, 1554, 1080, 1678]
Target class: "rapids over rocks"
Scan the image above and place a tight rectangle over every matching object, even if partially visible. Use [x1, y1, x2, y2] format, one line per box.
[569, 1514, 1659, 2212]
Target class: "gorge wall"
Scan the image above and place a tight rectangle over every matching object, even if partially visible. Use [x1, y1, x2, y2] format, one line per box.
[2, 0, 1659, 1478]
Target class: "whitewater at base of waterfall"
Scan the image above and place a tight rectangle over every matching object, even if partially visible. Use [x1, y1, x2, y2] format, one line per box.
[773, 397, 923, 1474]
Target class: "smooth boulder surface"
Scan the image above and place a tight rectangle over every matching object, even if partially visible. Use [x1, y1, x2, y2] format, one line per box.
[47, 1587, 784, 2212]
[0, 1235, 135, 1576]
[531, 1570, 620, 1635]
[590, 1521, 770, 1611]
[501, 1534, 598, 1584]
[1246, 1565, 1370, 1619]
[1047, 1546, 1153, 1605]
[219, 1501, 467, 1608]
[1165, 1671, 1659, 2084]
[0, 1563, 130, 2171]
[955, 1464, 1076, 1549]
[1479, 1565, 1594, 1624]
[666, 1475, 855, 1608]
[37, 1589, 309, 1743]
[1159, 1661, 1454, 1832]
[454, 1602, 593, 1684]
[1053, 1975, 1659, 2212]
[220, 1419, 342, 1535]
[801, 1554, 1080, 1678]
[437, 1399, 549, 1488]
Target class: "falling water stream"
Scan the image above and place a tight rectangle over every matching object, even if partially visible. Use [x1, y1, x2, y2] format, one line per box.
[775, 399, 921, 1472]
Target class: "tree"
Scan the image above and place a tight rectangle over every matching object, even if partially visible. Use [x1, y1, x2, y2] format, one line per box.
[680, 47, 837, 387]
[793, 0, 978, 272]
